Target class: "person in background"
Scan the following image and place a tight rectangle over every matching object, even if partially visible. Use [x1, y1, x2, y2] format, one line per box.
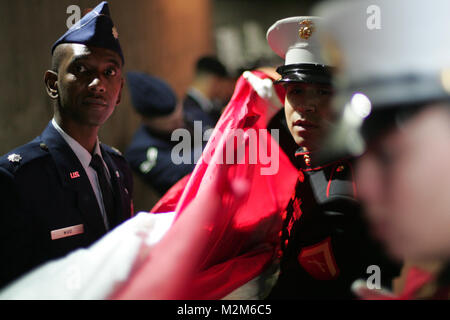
[183, 56, 234, 131]
[0, 1, 133, 288]
[125, 72, 198, 196]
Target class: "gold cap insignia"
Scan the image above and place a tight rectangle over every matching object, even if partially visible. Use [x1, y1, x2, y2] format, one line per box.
[112, 26, 119, 39]
[299, 20, 315, 40]
[40, 143, 49, 151]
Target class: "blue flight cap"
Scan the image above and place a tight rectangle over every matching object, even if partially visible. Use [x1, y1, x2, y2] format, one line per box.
[51, 1, 124, 64]
[126, 72, 177, 117]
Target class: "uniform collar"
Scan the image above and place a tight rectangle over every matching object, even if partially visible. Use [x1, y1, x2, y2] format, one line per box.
[188, 87, 214, 113]
[51, 118, 104, 171]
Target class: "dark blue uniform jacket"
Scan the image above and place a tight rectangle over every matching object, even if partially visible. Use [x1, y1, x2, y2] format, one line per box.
[125, 125, 195, 196]
[0, 122, 133, 288]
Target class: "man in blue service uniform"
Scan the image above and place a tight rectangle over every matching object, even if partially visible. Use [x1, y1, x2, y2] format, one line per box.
[0, 1, 133, 288]
[264, 17, 399, 299]
[125, 72, 197, 196]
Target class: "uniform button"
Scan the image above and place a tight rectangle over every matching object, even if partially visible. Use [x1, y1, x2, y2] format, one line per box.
[284, 239, 289, 247]
[40, 143, 49, 151]
[278, 231, 282, 237]
[304, 156, 311, 167]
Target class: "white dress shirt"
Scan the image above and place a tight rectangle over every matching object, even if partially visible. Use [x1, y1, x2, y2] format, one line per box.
[52, 118, 111, 230]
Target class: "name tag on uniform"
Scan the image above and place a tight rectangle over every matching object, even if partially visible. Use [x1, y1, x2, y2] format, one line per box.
[50, 224, 84, 240]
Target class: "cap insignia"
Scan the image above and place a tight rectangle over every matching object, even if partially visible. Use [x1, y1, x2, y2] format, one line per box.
[299, 20, 315, 40]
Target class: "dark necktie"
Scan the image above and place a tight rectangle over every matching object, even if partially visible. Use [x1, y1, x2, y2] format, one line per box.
[90, 154, 116, 229]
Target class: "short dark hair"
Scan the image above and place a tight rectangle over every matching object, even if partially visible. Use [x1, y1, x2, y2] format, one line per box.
[195, 56, 228, 78]
[51, 45, 67, 72]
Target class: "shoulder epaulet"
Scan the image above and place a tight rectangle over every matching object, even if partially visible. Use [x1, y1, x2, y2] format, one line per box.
[0, 140, 50, 173]
[110, 146, 123, 156]
[101, 143, 124, 157]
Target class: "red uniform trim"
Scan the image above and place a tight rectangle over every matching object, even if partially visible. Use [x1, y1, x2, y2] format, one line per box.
[297, 237, 340, 281]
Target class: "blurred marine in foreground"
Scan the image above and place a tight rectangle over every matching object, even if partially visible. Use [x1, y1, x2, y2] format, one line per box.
[125, 72, 197, 196]
[313, 0, 450, 299]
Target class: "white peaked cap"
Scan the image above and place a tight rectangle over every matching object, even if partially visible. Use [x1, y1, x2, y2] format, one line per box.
[314, 0, 450, 107]
[311, 0, 450, 165]
[267, 16, 328, 66]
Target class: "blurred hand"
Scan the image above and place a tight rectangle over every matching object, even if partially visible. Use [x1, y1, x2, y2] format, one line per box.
[243, 70, 283, 121]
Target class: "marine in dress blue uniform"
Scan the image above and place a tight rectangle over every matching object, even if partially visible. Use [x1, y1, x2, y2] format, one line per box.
[264, 17, 399, 299]
[0, 1, 133, 288]
[125, 72, 197, 196]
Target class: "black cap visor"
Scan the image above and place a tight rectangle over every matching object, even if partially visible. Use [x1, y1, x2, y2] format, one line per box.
[275, 63, 333, 85]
